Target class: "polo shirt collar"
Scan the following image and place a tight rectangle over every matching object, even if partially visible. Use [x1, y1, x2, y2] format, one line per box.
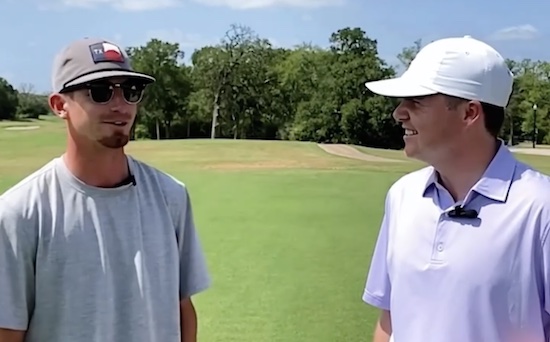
[423, 140, 517, 203]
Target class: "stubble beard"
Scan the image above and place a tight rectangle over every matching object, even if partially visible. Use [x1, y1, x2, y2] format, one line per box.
[98, 131, 130, 149]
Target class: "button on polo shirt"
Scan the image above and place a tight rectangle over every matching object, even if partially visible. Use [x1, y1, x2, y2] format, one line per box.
[363, 142, 550, 342]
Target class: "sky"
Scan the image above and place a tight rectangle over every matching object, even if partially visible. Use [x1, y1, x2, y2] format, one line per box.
[0, 0, 548, 93]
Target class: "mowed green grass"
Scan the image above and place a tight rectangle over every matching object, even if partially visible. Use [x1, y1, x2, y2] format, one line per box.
[2, 117, 550, 341]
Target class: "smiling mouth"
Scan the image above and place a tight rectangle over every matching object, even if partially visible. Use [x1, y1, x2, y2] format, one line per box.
[404, 129, 418, 136]
[103, 121, 128, 127]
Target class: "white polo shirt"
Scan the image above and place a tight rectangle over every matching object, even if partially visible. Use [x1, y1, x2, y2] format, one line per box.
[363, 142, 550, 341]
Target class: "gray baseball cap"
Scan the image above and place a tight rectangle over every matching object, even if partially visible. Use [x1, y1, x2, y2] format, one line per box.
[51, 37, 155, 93]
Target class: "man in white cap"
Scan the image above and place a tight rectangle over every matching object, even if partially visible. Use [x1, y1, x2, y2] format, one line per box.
[362, 35, 550, 341]
[0, 38, 210, 342]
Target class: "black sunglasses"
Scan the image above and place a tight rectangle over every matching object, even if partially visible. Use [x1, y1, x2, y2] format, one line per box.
[62, 80, 147, 104]
[85, 81, 146, 104]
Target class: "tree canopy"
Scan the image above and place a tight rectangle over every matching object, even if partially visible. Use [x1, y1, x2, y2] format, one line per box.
[0, 24, 546, 148]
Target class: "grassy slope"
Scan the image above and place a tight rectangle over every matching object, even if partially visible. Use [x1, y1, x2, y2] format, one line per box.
[2, 117, 550, 341]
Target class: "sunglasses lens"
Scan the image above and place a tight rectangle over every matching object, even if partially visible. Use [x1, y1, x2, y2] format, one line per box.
[86, 81, 145, 104]
[89, 85, 114, 103]
[122, 83, 144, 104]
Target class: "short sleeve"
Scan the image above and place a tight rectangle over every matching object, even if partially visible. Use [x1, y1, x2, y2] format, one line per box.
[0, 199, 36, 330]
[362, 194, 392, 311]
[176, 189, 211, 299]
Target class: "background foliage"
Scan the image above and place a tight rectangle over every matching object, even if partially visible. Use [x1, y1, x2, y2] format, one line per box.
[1, 25, 545, 147]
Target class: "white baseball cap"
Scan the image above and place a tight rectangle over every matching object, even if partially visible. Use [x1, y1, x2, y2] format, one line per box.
[365, 35, 514, 108]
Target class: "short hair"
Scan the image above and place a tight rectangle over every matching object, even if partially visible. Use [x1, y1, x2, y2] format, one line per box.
[444, 95, 505, 138]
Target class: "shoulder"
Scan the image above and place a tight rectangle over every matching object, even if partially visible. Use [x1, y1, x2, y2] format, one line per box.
[0, 159, 60, 241]
[130, 157, 188, 191]
[129, 156, 191, 208]
[128, 157, 199, 235]
[390, 166, 433, 190]
[0, 158, 60, 219]
[513, 161, 550, 192]
[511, 161, 550, 214]
[507, 161, 550, 247]
[385, 166, 434, 205]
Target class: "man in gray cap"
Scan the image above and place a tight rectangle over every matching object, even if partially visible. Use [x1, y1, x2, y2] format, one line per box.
[0, 38, 211, 342]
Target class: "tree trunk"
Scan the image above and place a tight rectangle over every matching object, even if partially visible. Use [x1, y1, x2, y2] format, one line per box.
[508, 115, 513, 146]
[232, 113, 238, 139]
[165, 120, 171, 139]
[156, 119, 160, 140]
[211, 91, 220, 139]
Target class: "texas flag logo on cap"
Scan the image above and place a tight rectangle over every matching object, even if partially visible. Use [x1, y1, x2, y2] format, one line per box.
[89, 41, 125, 63]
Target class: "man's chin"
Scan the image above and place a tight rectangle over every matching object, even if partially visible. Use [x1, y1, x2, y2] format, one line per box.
[403, 143, 417, 157]
[98, 134, 130, 149]
[403, 144, 425, 161]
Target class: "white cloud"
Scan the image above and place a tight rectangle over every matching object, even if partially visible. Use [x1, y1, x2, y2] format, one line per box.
[191, 0, 343, 9]
[44, 0, 340, 10]
[490, 24, 539, 41]
[144, 30, 300, 55]
[58, 0, 181, 11]
[145, 29, 217, 49]
[301, 14, 313, 22]
[267, 37, 302, 49]
[267, 37, 282, 47]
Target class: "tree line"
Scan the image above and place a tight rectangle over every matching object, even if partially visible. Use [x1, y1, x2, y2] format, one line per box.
[0, 25, 548, 148]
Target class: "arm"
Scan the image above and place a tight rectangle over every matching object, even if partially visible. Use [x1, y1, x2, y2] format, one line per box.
[0, 199, 35, 342]
[373, 310, 392, 342]
[176, 188, 211, 342]
[180, 298, 197, 342]
[0, 329, 25, 342]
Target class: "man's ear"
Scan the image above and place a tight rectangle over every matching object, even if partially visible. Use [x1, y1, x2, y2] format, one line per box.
[463, 100, 483, 127]
[49, 93, 68, 119]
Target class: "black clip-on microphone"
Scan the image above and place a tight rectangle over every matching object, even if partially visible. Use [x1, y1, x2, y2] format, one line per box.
[447, 205, 478, 219]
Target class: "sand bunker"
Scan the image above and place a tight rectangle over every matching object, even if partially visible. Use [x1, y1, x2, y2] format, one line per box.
[317, 143, 403, 163]
[4, 125, 40, 131]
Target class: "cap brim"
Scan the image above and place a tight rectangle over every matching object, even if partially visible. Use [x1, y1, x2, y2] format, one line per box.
[65, 70, 156, 89]
[365, 77, 437, 98]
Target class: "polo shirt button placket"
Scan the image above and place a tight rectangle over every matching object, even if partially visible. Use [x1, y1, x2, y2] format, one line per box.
[431, 214, 447, 263]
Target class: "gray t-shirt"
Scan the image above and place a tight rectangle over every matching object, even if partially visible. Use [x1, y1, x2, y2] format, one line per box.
[0, 155, 211, 342]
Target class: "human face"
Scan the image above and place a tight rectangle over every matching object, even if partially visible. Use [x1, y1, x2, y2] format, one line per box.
[392, 94, 466, 164]
[50, 77, 146, 150]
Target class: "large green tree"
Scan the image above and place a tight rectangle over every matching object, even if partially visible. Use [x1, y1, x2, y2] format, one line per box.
[0, 78, 19, 120]
[126, 39, 192, 140]
[4, 23, 542, 150]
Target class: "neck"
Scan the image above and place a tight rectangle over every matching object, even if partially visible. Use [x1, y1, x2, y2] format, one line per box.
[64, 139, 129, 188]
[434, 137, 500, 202]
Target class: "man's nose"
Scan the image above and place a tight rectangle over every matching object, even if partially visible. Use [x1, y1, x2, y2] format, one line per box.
[392, 100, 410, 122]
[109, 88, 128, 110]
